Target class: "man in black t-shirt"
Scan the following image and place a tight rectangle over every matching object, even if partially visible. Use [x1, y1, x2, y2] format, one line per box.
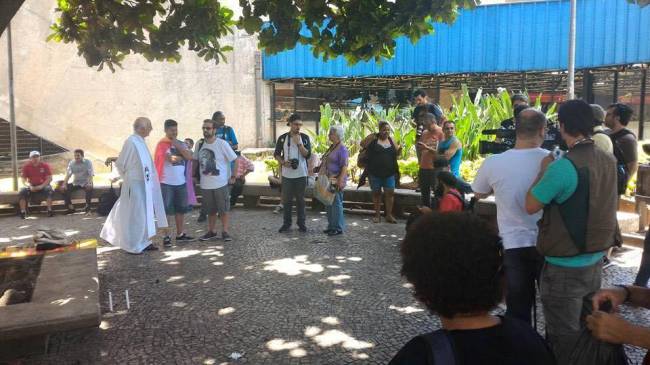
[605, 102, 638, 189]
[412, 90, 444, 163]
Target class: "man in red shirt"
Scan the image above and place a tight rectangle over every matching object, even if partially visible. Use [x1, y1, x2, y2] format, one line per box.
[18, 151, 54, 218]
[416, 113, 444, 207]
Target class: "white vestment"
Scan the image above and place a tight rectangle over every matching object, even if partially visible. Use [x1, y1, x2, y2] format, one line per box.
[100, 134, 168, 253]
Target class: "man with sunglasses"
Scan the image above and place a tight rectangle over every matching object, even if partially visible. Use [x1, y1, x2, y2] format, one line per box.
[194, 119, 238, 242]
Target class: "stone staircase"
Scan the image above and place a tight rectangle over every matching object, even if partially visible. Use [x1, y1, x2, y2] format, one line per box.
[0, 119, 67, 174]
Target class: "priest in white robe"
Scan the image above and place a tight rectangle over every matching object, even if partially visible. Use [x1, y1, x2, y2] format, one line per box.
[101, 117, 168, 253]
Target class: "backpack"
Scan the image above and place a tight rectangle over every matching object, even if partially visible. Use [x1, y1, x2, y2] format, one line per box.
[418, 330, 456, 365]
[448, 190, 472, 211]
[97, 184, 118, 216]
[609, 129, 634, 195]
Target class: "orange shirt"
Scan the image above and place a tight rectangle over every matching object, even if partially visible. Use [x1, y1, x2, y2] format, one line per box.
[419, 126, 444, 169]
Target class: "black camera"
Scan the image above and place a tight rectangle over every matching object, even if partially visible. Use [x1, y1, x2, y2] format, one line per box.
[290, 158, 299, 169]
[479, 122, 564, 155]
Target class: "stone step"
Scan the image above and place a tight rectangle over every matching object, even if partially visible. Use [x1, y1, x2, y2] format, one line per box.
[618, 211, 641, 234]
[623, 232, 645, 249]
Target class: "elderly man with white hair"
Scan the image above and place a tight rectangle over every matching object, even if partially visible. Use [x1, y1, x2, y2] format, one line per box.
[322, 124, 349, 236]
[101, 117, 168, 253]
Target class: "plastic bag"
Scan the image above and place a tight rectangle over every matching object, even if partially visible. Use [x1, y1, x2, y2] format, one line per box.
[568, 294, 629, 365]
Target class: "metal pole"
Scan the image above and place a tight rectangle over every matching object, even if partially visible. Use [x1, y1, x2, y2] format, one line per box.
[567, 0, 577, 99]
[639, 68, 647, 140]
[7, 23, 18, 191]
[613, 71, 619, 103]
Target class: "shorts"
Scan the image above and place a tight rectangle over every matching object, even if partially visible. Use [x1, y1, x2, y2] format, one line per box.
[19, 185, 54, 200]
[369, 175, 396, 192]
[201, 186, 230, 215]
[161, 183, 190, 215]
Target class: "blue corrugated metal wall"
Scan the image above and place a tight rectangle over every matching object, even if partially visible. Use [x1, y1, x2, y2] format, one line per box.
[262, 0, 650, 80]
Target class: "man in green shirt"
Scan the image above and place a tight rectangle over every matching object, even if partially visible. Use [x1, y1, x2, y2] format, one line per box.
[525, 99, 618, 364]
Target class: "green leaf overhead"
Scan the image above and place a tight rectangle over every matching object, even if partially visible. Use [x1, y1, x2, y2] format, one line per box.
[49, 0, 476, 71]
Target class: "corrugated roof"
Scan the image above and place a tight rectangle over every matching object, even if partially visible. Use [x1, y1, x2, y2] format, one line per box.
[262, 0, 650, 80]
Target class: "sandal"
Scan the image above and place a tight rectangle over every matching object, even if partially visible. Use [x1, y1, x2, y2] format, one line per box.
[372, 216, 381, 223]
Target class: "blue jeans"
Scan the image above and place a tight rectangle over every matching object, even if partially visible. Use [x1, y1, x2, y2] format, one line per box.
[326, 191, 345, 232]
[503, 247, 542, 325]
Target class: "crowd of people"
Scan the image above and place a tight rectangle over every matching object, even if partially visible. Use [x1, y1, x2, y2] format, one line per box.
[14, 89, 650, 363]
[391, 98, 649, 364]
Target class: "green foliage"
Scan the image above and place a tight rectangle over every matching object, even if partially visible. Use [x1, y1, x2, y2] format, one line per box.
[263, 157, 279, 177]
[49, 0, 235, 70]
[460, 157, 484, 183]
[447, 85, 557, 161]
[49, 0, 475, 70]
[309, 104, 414, 158]
[398, 159, 419, 183]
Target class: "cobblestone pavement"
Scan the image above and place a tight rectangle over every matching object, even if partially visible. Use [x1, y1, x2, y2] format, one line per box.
[1, 208, 649, 364]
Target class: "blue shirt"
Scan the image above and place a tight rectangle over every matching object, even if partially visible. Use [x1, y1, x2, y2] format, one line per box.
[531, 158, 605, 267]
[216, 126, 238, 149]
[438, 136, 462, 178]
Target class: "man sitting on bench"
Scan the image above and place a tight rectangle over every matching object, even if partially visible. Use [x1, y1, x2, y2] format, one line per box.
[18, 150, 54, 219]
[61, 149, 94, 214]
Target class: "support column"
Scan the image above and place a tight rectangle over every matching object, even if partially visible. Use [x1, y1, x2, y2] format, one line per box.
[640, 68, 647, 140]
[7, 23, 18, 191]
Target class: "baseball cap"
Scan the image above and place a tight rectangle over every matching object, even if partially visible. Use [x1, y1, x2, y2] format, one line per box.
[29, 151, 40, 158]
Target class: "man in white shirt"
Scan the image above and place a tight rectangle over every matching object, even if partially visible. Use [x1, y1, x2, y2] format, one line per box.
[273, 114, 312, 233]
[472, 108, 549, 325]
[194, 119, 238, 242]
[154, 119, 195, 247]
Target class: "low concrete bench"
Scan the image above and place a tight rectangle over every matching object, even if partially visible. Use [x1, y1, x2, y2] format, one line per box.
[0, 187, 115, 213]
[0, 182, 495, 218]
[0, 247, 100, 360]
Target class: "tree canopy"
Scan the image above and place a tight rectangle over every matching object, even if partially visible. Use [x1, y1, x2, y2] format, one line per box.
[48, 0, 650, 71]
[48, 0, 475, 71]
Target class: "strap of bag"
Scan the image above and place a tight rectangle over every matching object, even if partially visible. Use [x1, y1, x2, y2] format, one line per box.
[419, 330, 456, 365]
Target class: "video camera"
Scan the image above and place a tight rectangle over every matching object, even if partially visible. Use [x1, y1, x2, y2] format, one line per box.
[479, 120, 564, 155]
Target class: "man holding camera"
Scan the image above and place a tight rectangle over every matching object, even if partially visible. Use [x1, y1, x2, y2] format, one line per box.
[274, 114, 312, 233]
[472, 108, 549, 326]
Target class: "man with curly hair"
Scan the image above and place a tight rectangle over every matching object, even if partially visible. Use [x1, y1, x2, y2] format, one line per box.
[390, 212, 554, 364]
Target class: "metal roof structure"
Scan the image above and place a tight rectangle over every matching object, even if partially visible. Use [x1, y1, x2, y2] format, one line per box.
[262, 0, 650, 81]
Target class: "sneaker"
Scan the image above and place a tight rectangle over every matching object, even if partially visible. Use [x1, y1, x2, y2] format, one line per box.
[298, 224, 307, 233]
[47, 210, 54, 217]
[19, 211, 26, 219]
[144, 244, 159, 251]
[273, 206, 283, 214]
[222, 232, 232, 242]
[278, 225, 291, 233]
[199, 231, 218, 241]
[323, 229, 333, 234]
[84, 205, 91, 213]
[327, 229, 343, 236]
[65, 208, 76, 215]
[163, 236, 172, 247]
[176, 233, 196, 242]
[197, 213, 207, 223]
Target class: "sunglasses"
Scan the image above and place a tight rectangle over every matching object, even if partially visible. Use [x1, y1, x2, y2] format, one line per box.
[202, 127, 213, 130]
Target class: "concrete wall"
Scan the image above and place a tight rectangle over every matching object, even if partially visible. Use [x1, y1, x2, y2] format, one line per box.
[0, 0, 272, 165]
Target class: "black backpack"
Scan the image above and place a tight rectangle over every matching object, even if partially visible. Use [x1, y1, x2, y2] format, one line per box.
[97, 184, 118, 216]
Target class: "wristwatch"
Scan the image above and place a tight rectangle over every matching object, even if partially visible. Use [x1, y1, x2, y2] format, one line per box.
[614, 284, 631, 303]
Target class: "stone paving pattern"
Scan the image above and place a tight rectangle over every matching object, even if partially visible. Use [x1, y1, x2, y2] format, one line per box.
[0, 208, 649, 364]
